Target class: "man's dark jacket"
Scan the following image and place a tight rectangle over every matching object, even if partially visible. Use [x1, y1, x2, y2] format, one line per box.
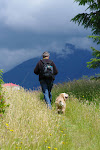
[34, 59, 58, 81]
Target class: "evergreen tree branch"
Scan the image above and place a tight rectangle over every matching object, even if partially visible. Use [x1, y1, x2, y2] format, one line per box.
[88, 35, 100, 44]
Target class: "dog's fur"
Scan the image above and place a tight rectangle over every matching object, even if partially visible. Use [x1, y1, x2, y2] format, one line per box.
[55, 93, 68, 114]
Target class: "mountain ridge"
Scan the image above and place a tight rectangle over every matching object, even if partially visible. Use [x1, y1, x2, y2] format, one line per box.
[3, 43, 100, 89]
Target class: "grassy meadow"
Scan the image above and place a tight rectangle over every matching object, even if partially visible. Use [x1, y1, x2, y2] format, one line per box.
[0, 79, 100, 150]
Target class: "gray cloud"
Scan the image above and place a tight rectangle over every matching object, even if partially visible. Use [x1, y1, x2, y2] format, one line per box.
[0, 37, 96, 73]
[0, 48, 42, 72]
[0, 0, 94, 72]
[0, 0, 87, 33]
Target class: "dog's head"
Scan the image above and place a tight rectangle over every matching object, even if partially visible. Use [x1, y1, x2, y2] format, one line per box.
[60, 93, 69, 101]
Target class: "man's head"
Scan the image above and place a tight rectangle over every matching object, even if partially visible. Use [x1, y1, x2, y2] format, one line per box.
[42, 52, 50, 59]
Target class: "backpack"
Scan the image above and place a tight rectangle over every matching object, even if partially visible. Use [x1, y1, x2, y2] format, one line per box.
[41, 59, 54, 79]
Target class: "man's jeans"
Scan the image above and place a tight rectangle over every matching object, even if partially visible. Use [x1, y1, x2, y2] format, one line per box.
[40, 79, 53, 109]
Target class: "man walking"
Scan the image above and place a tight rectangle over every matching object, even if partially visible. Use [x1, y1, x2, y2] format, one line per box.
[34, 52, 58, 109]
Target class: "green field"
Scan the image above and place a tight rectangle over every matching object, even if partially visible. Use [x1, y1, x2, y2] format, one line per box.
[0, 79, 100, 150]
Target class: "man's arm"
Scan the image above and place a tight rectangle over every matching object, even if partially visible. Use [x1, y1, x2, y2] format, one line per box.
[52, 62, 58, 75]
[34, 62, 40, 75]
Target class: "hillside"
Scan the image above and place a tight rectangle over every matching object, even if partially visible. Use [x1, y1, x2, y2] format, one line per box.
[0, 80, 100, 150]
[3, 43, 100, 89]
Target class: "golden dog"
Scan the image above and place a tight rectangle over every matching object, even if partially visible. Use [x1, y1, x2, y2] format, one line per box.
[55, 93, 68, 114]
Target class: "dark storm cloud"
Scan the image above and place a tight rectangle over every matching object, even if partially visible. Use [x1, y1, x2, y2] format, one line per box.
[0, 0, 94, 72]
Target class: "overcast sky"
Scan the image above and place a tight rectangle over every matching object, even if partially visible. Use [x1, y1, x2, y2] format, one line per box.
[0, 0, 97, 72]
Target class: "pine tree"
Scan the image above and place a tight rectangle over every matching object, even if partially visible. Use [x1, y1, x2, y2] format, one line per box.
[87, 35, 100, 69]
[71, 0, 100, 69]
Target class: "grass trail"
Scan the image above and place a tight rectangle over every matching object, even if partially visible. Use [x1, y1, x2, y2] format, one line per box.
[0, 87, 100, 150]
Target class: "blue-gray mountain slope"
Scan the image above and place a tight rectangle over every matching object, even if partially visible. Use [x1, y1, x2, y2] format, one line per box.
[3, 44, 99, 89]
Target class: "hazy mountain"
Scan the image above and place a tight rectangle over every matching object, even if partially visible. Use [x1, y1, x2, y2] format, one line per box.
[3, 43, 99, 89]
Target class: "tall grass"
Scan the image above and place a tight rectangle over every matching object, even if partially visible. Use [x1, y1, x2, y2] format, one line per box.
[52, 79, 100, 105]
[0, 79, 100, 150]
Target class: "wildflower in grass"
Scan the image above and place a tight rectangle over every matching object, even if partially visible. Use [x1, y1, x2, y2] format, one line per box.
[62, 141, 65, 144]
[45, 140, 47, 143]
[10, 129, 14, 132]
[48, 146, 51, 149]
[50, 134, 52, 136]
[54, 148, 57, 150]
[61, 131, 63, 133]
[6, 123, 9, 126]
[83, 96, 84, 97]
[16, 147, 21, 149]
